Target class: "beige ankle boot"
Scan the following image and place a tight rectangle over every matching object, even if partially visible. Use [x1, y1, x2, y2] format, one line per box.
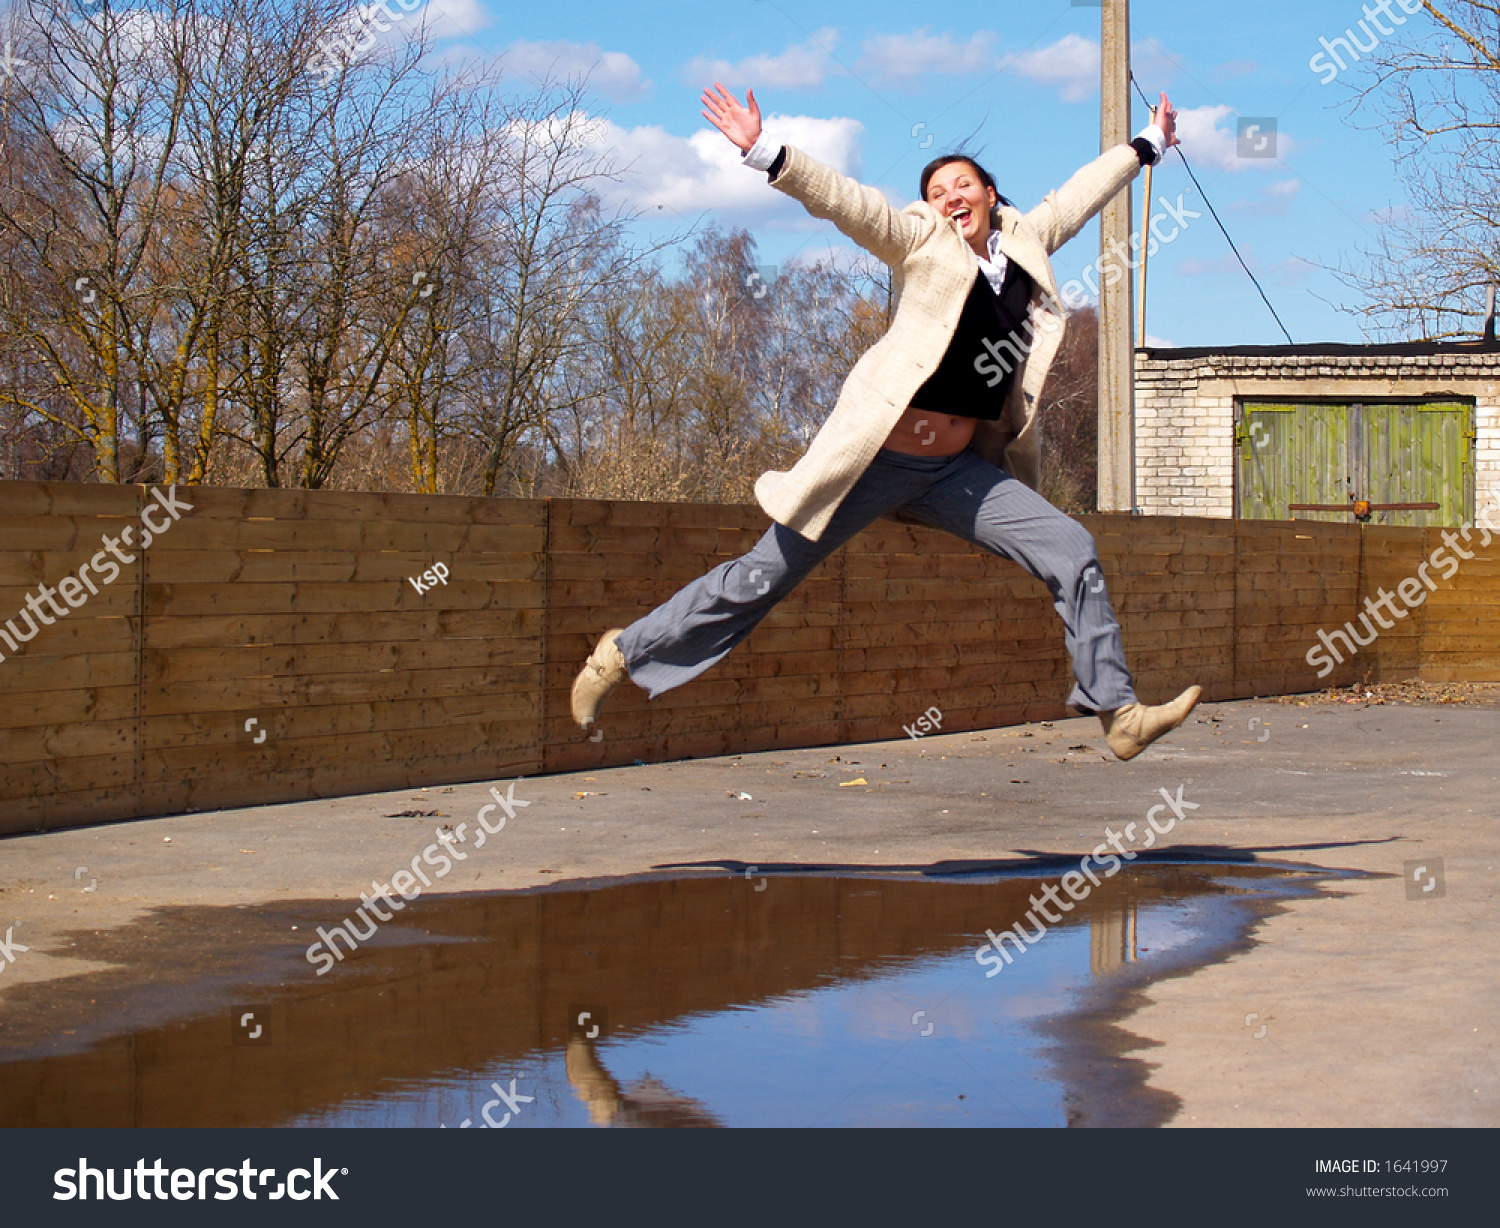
[1100, 685, 1202, 761]
[571, 629, 629, 730]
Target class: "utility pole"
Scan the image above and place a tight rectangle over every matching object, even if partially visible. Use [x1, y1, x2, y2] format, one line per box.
[1098, 0, 1135, 512]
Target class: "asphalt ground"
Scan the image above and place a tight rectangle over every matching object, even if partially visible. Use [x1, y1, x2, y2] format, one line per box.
[1, 689, 1496, 1127]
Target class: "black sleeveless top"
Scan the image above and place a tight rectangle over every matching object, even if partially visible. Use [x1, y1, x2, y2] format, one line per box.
[909, 259, 1034, 421]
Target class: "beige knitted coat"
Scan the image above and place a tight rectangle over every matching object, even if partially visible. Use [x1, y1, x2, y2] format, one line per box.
[753, 142, 1145, 541]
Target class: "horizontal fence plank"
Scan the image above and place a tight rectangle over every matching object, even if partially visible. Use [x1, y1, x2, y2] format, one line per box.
[141, 633, 543, 684]
[171, 487, 544, 525]
[144, 722, 541, 781]
[0, 583, 139, 617]
[142, 606, 544, 649]
[145, 580, 542, 617]
[0, 482, 140, 517]
[1, 650, 138, 694]
[0, 718, 135, 765]
[0, 685, 137, 732]
[141, 662, 541, 716]
[141, 693, 539, 750]
[0, 616, 136, 660]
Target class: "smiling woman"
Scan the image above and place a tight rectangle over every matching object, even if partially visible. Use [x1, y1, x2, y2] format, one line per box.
[571, 82, 1201, 765]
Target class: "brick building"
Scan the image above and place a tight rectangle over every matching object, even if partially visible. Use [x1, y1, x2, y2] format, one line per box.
[1133, 343, 1500, 524]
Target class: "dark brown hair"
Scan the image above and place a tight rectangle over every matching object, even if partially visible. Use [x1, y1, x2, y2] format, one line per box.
[918, 154, 1012, 209]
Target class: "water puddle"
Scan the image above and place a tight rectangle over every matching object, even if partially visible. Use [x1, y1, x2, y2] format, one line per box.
[0, 859, 1347, 1127]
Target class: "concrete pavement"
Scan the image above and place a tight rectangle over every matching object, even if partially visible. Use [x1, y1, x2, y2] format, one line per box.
[1, 692, 1496, 1127]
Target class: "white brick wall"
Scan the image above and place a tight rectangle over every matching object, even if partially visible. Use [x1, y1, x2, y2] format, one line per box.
[1133, 349, 1500, 519]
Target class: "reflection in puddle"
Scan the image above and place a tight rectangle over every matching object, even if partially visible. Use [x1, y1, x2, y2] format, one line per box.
[0, 862, 1336, 1128]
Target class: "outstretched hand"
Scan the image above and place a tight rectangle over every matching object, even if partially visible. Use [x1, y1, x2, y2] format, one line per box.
[702, 83, 762, 152]
[1155, 91, 1179, 150]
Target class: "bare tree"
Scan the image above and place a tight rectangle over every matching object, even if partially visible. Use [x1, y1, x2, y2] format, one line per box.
[1039, 307, 1099, 513]
[0, 10, 940, 500]
[555, 231, 892, 504]
[463, 88, 671, 497]
[0, 0, 202, 481]
[1329, 1, 1500, 339]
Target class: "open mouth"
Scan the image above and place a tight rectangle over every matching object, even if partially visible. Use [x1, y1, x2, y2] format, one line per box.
[951, 207, 973, 227]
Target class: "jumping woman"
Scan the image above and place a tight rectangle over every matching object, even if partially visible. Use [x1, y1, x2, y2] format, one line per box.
[571, 84, 1201, 761]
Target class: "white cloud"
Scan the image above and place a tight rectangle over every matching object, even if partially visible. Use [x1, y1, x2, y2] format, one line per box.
[1270, 256, 1316, 287]
[1176, 252, 1245, 278]
[1006, 34, 1098, 103]
[1174, 105, 1298, 170]
[312, 0, 488, 73]
[1229, 178, 1304, 216]
[1132, 37, 1183, 92]
[500, 38, 647, 101]
[1144, 333, 1177, 347]
[786, 240, 872, 272]
[684, 29, 838, 90]
[417, 0, 489, 39]
[1005, 35, 1198, 106]
[1174, 105, 1237, 168]
[857, 29, 998, 83]
[594, 112, 866, 227]
[1212, 58, 1258, 80]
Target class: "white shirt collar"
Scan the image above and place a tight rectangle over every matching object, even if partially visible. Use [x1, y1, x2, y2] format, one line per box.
[975, 228, 1009, 294]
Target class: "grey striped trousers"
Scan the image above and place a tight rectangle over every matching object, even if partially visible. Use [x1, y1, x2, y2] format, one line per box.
[615, 447, 1136, 714]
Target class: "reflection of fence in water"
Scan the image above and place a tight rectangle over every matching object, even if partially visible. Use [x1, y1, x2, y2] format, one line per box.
[1089, 898, 1139, 976]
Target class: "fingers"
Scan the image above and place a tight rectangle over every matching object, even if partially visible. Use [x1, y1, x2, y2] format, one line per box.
[1156, 91, 1180, 147]
[708, 81, 741, 112]
[701, 92, 727, 130]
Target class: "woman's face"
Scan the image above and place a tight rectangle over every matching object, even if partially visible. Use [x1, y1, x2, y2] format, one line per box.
[924, 161, 998, 249]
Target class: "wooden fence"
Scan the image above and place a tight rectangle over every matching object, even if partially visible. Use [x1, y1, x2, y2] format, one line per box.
[2, 480, 1497, 834]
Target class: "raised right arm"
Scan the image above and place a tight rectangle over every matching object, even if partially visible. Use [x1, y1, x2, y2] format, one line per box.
[703, 82, 925, 267]
[754, 140, 925, 267]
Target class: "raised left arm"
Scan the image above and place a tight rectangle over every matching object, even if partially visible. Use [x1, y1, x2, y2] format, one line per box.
[1024, 92, 1179, 255]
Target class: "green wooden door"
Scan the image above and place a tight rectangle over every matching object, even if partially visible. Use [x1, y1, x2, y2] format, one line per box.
[1237, 400, 1474, 526]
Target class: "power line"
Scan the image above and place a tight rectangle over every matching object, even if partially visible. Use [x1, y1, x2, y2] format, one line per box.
[1131, 73, 1295, 346]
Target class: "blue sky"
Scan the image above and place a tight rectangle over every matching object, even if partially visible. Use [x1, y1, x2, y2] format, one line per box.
[419, 0, 1441, 346]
